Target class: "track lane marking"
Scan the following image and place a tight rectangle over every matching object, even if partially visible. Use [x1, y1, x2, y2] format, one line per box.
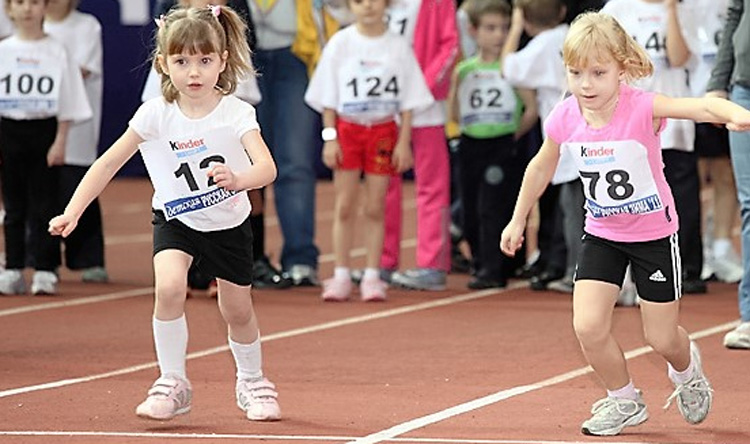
[347, 321, 740, 444]
[0, 284, 524, 399]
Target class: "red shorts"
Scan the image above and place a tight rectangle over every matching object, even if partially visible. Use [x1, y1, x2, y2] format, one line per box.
[336, 118, 398, 176]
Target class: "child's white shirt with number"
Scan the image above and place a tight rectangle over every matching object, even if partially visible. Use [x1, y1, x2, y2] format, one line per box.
[129, 95, 258, 232]
[0, 35, 91, 122]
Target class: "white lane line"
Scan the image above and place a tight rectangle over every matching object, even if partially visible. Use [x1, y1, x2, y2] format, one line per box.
[0, 237, 417, 318]
[0, 283, 525, 399]
[347, 320, 740, 444]
[0, 430, 668, 444]
[0, 288, 154, 318]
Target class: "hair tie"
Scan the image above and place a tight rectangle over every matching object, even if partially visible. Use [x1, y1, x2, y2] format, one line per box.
[209, 4, 221, 17]
[154, 14, 166, 29]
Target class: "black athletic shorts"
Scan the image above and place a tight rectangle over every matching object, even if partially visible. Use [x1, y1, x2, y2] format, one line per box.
[575, 232, 682, 303]
[152, 210, 254, 286]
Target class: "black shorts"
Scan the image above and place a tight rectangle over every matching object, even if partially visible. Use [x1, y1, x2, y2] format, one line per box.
[152, 210, 254, 286]
[575, 232, 682, 303]
[694, 122, 730, 158]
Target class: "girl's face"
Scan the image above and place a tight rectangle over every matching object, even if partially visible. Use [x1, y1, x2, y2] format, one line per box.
[349, 0, 387, 28]
[6, 0, 46, 30]
[566, 56, 623, 112]
[471, 13, 510, 58]
[159, 49, 227, 102]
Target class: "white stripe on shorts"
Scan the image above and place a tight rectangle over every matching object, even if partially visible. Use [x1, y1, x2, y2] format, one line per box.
[669, 233, 682, 300]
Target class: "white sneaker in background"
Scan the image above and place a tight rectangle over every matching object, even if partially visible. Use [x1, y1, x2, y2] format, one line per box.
[31, 271, 57, 295]
[712, 249, 743, 283]
[0, 269, 25, 295]
[724, 322, 750, 349]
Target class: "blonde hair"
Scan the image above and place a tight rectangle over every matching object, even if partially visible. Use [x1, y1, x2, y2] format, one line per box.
[152, 5, 253, 102]
[563, 12, 653, 82]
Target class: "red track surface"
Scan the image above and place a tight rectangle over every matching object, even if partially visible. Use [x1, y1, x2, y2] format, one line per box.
[0, 178, 748, 444]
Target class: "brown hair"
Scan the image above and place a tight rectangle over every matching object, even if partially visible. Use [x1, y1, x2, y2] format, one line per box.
[152, 5, 253, 102]
[513, 0, 564, 28]
[464, 0, 511, 28]
[563, 11, 653, 82]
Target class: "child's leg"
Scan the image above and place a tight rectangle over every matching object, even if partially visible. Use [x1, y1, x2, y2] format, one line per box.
[136, 249, 193, 421]
[362, 174, 390, 270]
[332, 170, 362, 269]
[639, 300, 690, 370]
[217, 280, 280, 421]
[573, 280, 631, 391]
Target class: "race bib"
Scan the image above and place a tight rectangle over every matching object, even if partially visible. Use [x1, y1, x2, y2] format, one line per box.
[566, 140, 662, 218]
[340, 58, 400, 117]
[139, 127, 251, 221]
[387, 0, 419, 41]
[0, 51, 62, 114]
[458, 71, 518, 127]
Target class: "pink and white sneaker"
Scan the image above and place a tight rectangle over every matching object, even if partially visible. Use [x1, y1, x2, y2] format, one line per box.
[236, 377, 281, 421]
[321, 276, 352, 302]
[360, 277, 387, 302]
[135, 374, 192, 420]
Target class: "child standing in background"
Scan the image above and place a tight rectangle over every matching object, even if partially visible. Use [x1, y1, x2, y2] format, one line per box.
[447, 0, 537, 289]
[44, 0, 108, 283]
[305, 0, 433, 302]
[501, 12, 750, 435]
[50, 5, 281, 421]
[384, 0, 459, 291]
[0, 0, 91, 295]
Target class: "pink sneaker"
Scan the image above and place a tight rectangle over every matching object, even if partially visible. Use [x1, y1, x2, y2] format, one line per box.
[321, 276, 352, 302]
[135, 374, 192, 420]
[236, 377, 281, 421]
[360, 277, 387, 302]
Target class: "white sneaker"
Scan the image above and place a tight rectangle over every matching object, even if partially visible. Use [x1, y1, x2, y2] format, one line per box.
[724, 322, 750, 349]
[31, 271, 58, 295]
[0, 269, 25, 294]
[712, 250, 743, 283]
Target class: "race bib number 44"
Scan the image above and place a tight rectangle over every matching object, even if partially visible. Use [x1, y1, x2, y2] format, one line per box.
[0, 51, 62, 114]
[139, 127, 252, 220]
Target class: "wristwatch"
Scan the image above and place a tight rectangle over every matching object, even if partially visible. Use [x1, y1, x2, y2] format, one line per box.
[321, 127, 338, 142]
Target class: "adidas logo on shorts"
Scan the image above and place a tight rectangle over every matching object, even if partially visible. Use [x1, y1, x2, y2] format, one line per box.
[649, 269, 667, 282]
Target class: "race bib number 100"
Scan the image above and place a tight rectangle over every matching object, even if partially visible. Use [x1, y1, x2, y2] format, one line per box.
[0, 51, 62, 114]
[139, 127, 252, 220]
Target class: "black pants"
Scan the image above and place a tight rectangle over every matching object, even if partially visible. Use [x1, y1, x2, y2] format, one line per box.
[662, 149, 703, 280]
[0, 117, 59, 271]
[458, 134, 523, 281]
[54, 165, 106, 269]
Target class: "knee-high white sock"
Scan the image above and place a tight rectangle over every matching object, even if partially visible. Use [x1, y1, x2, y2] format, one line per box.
[153, 315, 188, 378]
[229, 336, 263, 382]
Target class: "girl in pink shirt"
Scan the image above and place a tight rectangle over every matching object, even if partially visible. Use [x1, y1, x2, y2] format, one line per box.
[501, 11, 750, 437]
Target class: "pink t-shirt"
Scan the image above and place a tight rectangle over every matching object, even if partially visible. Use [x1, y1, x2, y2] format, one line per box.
[544, 83, 678, 242]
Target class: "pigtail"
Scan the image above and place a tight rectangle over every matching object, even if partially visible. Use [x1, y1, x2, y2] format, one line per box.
[211, 5, 254, 95]
[618, 32, 653, 83]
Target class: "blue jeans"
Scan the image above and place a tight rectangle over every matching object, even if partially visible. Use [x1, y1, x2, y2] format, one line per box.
[730, 85, 750, 322]
[254, 47, 320, 269]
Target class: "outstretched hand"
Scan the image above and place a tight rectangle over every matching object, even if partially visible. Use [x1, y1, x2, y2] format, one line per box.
[49, 214, 78, 238]
[727, 108, 750, 132]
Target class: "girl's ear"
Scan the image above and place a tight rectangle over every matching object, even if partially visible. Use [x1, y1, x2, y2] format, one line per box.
[220, 50, 228, 72]
[157, 54, 169, 75]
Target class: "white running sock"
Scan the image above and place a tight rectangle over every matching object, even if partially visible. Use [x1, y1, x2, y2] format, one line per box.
[229, 336, 263, 382]
[713, 238, 732, 259]
[153, 315, 188, 378]
[607, 381, 638, 400]
[334, 267, 350, 281]
[363, 268, 379, 281]
[668, 357, 696, 385]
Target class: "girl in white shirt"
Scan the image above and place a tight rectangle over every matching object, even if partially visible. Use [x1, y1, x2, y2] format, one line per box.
[50, 5, 281, 423]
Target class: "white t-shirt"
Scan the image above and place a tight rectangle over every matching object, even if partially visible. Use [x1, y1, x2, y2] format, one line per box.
[0, 35, 91, 122]
[45, 11, 103, 166]
[503, 24, 576, 184]
[0, 7, 12, 40]
[140, 64, 262, 105]
[129, 95, 260, 231]
[602, 0, 698, 151]
[684, 0, 728, 96]
[305, 26, 434, 123]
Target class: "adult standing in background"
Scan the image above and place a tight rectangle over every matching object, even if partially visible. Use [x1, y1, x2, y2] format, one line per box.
[707, 0, 750, 349]
[246, 0, 342, 286]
